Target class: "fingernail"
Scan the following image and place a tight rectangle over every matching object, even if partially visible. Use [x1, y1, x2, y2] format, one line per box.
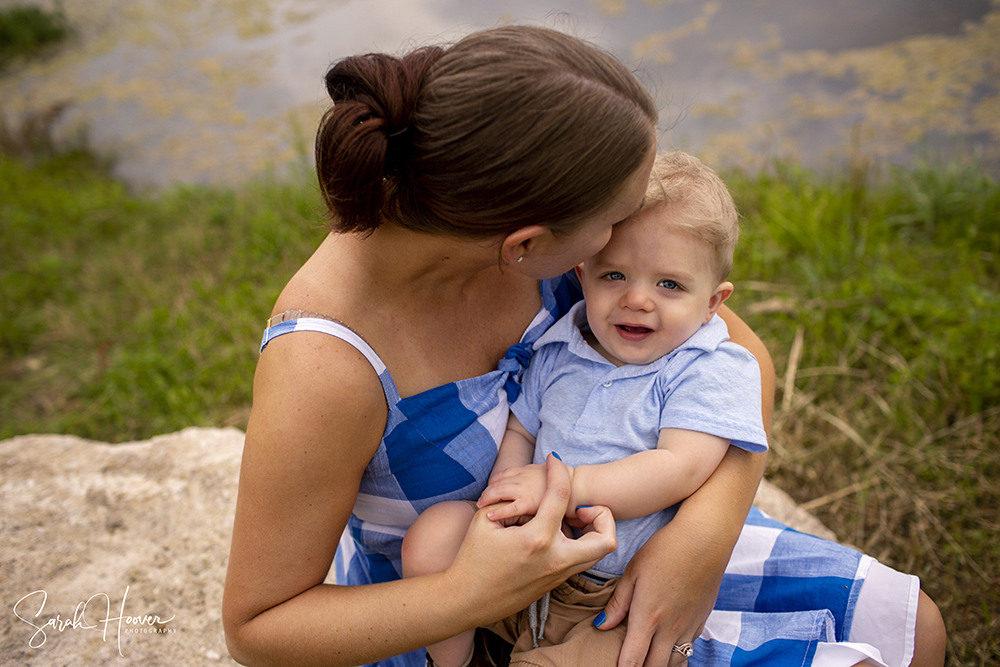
[577, 505, 592, 509]
[593, 611, 606, 627]
[552, 452, 562, 461]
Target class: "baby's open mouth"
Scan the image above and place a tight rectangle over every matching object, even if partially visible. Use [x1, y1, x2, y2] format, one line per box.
[616, 324, 652, 335]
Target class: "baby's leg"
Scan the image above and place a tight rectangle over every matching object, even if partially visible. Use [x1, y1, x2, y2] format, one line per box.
[402, 500, 478, 667]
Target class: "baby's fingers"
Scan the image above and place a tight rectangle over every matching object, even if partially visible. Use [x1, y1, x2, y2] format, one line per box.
[477, 483, 513, 508]
[485, 500, 530, 522]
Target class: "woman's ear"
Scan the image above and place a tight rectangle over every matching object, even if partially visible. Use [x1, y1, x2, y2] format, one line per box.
[704, 281, 735, 324]
[500, 226, 548, 265]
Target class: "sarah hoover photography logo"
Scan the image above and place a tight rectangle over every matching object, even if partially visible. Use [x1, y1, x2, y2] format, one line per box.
[12, 585, 176, 656]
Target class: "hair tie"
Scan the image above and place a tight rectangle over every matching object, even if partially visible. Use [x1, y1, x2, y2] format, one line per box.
[388, 127, 409, 138]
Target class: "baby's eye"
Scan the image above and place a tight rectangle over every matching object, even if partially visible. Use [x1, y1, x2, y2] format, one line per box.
[604, 271, 626, 281]
[658, 279, 679, 290]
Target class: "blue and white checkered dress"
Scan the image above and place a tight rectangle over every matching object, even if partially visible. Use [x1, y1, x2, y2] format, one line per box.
[259, 273, 918, 667]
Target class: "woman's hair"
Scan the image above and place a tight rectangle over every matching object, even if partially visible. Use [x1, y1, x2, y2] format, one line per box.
[316, 25, 658, 238]
[643, 150, 739, 281]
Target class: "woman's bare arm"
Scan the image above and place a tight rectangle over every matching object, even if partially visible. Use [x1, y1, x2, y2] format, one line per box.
[718, 303, 775, 434]
[596, 304, 775, 667]
[223, 333, 617, 667]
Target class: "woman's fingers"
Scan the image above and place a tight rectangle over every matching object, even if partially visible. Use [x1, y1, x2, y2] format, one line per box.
[597, 569, 664, 667]
[616, 609, 691, 667]
[533, 455, 617, 567]
[572, 504, 617, 560]
[530, 453, 573, 527]
[597, 530, 709, 667]
[448, 455, 616, 624]
[594, 570, 633, 631]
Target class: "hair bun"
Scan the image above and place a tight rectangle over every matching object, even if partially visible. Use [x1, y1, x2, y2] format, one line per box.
[324, 47, 442, 136]
[316, 46, 443, 233]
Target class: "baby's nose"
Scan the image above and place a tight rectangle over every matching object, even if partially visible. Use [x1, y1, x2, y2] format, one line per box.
[620, 287, 653, 311]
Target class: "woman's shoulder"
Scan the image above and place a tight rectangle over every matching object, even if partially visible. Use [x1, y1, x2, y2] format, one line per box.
[250, 318, 389, 475]
[271, 235, 350, 314]
[260, 239, 389, 406]
[255, 315, 387, 407]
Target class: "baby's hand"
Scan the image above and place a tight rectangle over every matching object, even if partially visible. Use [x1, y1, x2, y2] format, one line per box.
[478, 464, 549, 522]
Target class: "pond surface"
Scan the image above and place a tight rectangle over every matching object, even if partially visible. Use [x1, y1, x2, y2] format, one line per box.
[3, 0, 997, 187]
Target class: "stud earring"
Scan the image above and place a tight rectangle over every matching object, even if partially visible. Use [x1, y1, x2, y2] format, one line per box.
[517, 256, 523, 263]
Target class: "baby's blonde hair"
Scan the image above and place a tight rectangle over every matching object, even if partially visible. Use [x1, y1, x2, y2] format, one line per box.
[642, 151, 739, 282]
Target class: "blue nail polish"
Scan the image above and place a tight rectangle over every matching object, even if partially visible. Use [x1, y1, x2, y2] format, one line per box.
[552, 452, 563, 461]
[593, 611, 606, 627]
[577, 505, 592, 509]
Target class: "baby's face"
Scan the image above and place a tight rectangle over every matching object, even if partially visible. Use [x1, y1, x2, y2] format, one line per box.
[578, 208, 727, 367]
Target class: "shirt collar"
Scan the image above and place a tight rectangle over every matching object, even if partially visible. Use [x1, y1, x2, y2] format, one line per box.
[534, 301, 730, 368]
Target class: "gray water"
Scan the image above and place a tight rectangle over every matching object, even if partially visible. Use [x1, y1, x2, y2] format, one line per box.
[3, 0, 997, 187]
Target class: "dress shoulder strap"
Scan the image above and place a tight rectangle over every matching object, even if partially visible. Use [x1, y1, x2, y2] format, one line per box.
[260, 310, 400, 405]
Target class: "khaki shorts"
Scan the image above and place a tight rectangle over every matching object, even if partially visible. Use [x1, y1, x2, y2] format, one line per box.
[486, 574, 627, 667]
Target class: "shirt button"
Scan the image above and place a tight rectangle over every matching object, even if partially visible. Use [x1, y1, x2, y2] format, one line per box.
[602, 380, 613, 387]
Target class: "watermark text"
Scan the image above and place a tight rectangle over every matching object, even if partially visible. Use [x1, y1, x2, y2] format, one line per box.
[13, 586, 176, 656]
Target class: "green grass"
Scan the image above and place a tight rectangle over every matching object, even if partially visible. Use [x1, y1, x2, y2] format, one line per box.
[726, 158, 999, 665]
[0, 151, 326, 440]
[0, 4, 72, 71]
[0, 150, 997, 663]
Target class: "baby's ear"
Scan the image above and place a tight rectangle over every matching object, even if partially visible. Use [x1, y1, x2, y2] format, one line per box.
[704, 281, 735, 323]
[574, 263, 586, 283]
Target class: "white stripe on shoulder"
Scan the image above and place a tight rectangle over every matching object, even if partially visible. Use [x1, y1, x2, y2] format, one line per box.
[292, 318, 387, 375]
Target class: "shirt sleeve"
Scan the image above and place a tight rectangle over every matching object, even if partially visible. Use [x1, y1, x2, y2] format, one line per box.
[657, 342, 769, 453]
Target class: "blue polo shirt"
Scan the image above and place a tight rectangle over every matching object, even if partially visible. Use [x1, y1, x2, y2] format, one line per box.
[511, 301, 768, 577]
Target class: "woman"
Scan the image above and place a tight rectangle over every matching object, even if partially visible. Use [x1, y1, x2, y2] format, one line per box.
[222, 25, 945, 667]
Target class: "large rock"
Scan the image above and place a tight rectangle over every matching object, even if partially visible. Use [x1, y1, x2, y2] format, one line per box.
[0, 428, 834, 666]
[2, 428, 242, 666]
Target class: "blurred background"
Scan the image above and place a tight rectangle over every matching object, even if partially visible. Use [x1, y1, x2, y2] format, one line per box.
[2, 1, 998, 664]
[2, 0, 997, 187]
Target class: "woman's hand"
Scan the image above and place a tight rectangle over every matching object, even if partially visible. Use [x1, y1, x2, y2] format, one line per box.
[593, 445, 768, 667]
[593, 517, 719, 667]
[448, 455, 617, 625]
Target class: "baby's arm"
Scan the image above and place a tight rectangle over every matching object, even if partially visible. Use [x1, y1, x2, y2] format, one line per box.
[564, 428, 730, 521]
[483, 427, 730, 523]
[479, 415, 548, 522]
[490, 413, 536, 479]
